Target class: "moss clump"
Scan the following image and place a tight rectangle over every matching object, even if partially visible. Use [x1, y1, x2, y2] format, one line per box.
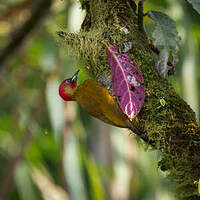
[57, 0, 147, 79]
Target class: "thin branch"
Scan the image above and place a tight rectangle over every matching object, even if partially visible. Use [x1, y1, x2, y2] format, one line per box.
[138, 0, 144, 32]
[0, 0, 53, 67]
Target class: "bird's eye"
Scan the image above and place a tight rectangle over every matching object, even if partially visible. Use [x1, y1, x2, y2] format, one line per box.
[65, 79, 70, 84]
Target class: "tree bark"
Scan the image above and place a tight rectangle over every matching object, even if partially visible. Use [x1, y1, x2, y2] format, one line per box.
[59, 0, 200, 199]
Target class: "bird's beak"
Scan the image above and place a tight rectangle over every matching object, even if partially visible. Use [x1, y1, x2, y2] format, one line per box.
[71, 69, 80, 83]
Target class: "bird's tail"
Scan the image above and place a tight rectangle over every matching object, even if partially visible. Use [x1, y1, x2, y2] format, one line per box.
[127, 123, 155, 146]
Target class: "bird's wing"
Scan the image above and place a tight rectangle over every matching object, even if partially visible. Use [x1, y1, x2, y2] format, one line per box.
[74, 79, 130, 128]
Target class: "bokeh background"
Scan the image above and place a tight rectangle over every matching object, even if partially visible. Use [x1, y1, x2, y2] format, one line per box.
[0, 0, 199, 199]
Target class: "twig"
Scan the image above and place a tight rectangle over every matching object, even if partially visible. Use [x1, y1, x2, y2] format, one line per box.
[0, 0, 53, 67]
[138, 0, 144, 32]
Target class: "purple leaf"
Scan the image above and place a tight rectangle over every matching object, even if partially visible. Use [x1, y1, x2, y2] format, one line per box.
[107, 45, 145, 119]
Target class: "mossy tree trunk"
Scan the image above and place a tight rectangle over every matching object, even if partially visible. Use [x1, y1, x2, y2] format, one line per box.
[59, 0, 200, 199]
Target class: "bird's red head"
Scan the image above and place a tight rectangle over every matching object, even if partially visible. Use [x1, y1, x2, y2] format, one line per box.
[59, 70, 79, 101]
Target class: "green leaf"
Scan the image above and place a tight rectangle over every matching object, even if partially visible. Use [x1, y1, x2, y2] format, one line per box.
[147, 11, 179, 49]
[147, 11, 180, 77]
[186, 0, 200, 14]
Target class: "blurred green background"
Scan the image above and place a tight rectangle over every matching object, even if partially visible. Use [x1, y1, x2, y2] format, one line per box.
[0, 0, 199, 199]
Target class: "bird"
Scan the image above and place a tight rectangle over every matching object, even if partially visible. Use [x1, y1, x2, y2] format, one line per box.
[59, 70, 148, 142]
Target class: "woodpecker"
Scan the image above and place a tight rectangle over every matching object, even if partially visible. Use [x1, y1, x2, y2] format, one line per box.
[58, 70, 146, 140]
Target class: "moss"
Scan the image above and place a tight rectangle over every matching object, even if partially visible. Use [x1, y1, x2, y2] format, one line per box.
[58, 0, 200, 199]
[58, 0, 143, 79]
